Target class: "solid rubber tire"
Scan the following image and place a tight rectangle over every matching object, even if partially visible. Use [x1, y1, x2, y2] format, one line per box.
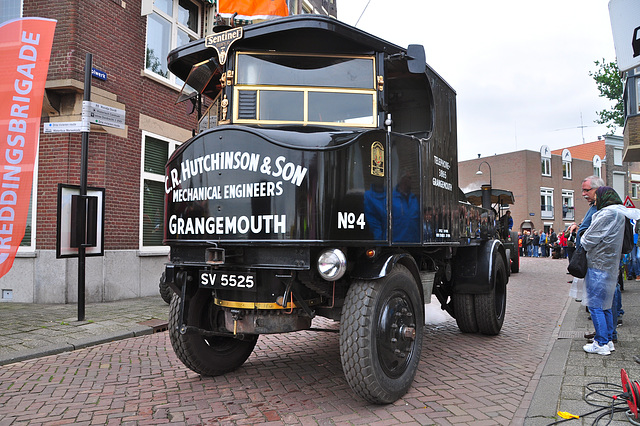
[510, 232, 520, 273]
[453, 293, 478, 333]
[510, 250, 520, 273]
[474, 255, 507, 335]
[339, 264, 424, 404]
[159, 272, 173, 304]
[169, 291, 258, 376]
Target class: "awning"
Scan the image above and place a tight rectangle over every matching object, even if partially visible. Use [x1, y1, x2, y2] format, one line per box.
[464, 188, 515, 206]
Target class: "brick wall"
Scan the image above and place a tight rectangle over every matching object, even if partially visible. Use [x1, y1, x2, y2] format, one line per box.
[25, 0, 199, 250]
[459, 150, 600, 233]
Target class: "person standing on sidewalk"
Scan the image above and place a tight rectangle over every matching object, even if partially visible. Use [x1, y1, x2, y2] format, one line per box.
[580, 186, 640, 355]
[532, 230, 540, 257]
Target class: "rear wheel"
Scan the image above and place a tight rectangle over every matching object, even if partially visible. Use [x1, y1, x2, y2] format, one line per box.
[510, 232, 520, 273]
[474, 255, 507, 335]
[340, 264, 423, 404]
[453, 293, 478, 333]
[510, 252, 520, 273]
[169, 290, 258, 376]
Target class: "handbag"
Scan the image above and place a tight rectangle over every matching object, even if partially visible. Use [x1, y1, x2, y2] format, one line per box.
[567, 245, 587, 278]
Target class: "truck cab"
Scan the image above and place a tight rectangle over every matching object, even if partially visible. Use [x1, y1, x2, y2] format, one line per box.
[164, 15, 507, 404]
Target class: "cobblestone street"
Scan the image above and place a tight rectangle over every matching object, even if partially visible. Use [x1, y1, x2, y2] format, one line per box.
[1, 257, 639, 425]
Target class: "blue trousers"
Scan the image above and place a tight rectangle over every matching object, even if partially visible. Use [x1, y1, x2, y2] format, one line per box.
[588, 306, 613, 346]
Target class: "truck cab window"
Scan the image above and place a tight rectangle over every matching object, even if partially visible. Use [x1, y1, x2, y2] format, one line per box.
[234, 52, 376, 126]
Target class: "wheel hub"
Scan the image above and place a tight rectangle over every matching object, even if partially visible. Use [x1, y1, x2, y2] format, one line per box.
[377, 292, 418, 378]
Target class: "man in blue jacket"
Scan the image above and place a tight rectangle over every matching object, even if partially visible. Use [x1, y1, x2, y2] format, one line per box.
[569, 175, 623, 344]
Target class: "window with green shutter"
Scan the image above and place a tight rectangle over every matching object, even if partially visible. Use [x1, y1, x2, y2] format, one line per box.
[141, 133, 180, 249]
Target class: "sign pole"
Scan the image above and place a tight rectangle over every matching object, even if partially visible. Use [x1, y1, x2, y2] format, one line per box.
[78, 53, 92, 321]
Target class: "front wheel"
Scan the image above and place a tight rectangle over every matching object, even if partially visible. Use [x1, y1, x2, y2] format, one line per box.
[169, 290, 258, 376]
[340, 264, 424, 404]
[159, 272, 173, 304]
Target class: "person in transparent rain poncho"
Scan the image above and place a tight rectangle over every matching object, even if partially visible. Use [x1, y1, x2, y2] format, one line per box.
[580, 186, 640, 355]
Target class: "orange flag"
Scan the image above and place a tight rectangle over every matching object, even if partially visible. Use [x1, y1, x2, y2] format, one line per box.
[0, 17, 57, 278]
[219, 0, 289, 20]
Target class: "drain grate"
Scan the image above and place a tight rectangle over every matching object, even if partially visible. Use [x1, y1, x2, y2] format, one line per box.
[557, 330, 584, 339]
[138, 319, 169, 333]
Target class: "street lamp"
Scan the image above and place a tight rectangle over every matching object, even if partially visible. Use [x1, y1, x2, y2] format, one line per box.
[476, 160, 492, 187]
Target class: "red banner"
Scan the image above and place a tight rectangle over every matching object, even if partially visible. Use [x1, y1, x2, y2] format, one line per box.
[0, 18, 56, 278]
[219, 0, 289, 19]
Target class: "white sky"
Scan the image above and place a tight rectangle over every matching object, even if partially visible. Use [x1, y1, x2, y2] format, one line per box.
[337, 0, 619, 161]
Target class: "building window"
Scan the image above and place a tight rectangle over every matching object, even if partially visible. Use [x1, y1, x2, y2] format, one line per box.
[541, 157, 551, 176]
[636, 74, 640, 114]
[614, 148, 623, 166]
[632, 182, 638, 199]
[541, 188, 553, 219]
[561, 190, 574, 221]
[145, 0, 201, 84]
[562, 160, 572, 179]
[0, 0, 22, 22]
[140, 133, 180, 249]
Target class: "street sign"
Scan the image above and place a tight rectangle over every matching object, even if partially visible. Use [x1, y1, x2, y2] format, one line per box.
[91, 68, 107, 81]
[624, 195, 636, 208]
[82, 101, 125, 130]
[608, 0, 640, 72]
[44, 121, 89, 133]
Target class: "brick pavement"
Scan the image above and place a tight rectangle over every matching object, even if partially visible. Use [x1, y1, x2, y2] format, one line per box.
[0, 297, 170, 365]
[0, 257, 638, 425]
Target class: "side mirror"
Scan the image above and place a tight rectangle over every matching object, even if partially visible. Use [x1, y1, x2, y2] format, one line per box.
[407, 44, 426, 74]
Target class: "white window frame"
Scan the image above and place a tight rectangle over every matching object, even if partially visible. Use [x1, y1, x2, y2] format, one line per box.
[541, 187, 554, 219]
[0, 0, 22, 22]
[632, 182, 638, 199]
[561, 190, 574, 221]
[562, 160, 572, 179]
[541, 157, 551, 177]
[614, 148, 623, 166]
[18, 147, 37, 253]
[144, 0, 202, 86]
[139, 131, 181, 252]
[613, 148, 622, 166]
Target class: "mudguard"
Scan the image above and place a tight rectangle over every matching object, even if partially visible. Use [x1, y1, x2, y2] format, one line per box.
[351, 252, 423, 302]
[452, 240, 507, 294]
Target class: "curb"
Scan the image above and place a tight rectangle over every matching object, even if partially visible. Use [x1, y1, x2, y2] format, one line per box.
[0, 325, 156, 366]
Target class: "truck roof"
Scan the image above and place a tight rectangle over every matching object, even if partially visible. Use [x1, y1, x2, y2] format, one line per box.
[168, 15, 402, 78]
[167, 15, 454, 97]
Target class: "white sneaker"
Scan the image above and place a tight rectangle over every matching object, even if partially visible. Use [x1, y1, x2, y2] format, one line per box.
[583, 341, 611, 355]
[608, 341, 615, 351]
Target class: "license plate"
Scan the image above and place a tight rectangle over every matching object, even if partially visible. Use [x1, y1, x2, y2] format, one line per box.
[199, 270, 256, 291]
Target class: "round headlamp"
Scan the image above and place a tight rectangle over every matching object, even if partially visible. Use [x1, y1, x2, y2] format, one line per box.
[317, 248, 347, 281]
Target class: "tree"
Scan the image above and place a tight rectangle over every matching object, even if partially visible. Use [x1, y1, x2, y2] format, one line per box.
[589, 59, 624, 132]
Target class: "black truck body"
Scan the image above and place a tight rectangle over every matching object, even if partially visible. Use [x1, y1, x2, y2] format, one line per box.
[163, 15, 509, 404]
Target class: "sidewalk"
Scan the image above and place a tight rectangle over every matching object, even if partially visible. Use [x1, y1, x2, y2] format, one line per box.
[525, 275, 640, 425]
[0, 295, 169, 366]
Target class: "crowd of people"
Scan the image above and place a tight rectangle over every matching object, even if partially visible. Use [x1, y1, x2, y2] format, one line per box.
[511, 175, 640, 358]
[517, 227, 572, 259]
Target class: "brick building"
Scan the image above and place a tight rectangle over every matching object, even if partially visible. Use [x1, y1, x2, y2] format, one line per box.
[0, 0, 336, 304]
[459, 135, 633, 236]
[622, 66, 640, 162]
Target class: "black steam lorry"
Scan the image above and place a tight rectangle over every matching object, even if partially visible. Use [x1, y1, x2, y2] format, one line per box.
[163, 15, 510, 404]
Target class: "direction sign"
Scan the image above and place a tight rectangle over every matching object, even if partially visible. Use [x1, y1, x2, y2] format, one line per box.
[44, 121, 89, 133]
[624, 195, 636, 208]
[82, 101, 125, 130]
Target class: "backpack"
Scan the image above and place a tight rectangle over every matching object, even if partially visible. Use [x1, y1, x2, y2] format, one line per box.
[622, 218, 634, 254]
